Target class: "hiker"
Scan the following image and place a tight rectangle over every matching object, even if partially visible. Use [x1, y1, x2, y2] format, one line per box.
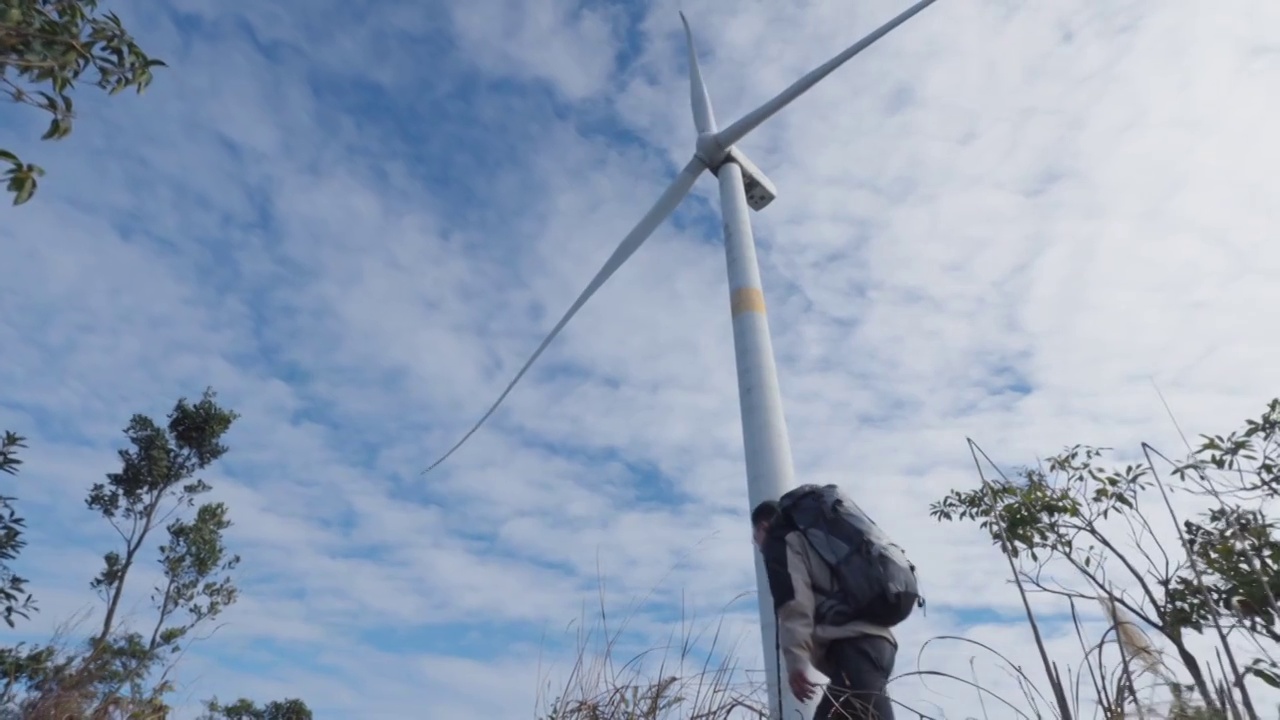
[752, 485, 921, 720]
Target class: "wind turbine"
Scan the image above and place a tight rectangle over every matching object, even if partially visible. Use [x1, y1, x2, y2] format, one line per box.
[425, 1, 941, 716]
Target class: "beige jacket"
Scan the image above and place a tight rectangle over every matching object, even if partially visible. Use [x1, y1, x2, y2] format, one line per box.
[765, 529, 896, 679]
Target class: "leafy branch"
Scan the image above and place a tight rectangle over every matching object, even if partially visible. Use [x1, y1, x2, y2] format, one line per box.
[1, 0, 165, 204]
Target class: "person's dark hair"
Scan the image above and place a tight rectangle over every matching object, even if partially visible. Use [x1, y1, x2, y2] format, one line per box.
[751, 500, 780, 527]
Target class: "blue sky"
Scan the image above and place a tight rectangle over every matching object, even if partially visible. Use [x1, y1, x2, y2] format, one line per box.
[3, 0, 1280, 717]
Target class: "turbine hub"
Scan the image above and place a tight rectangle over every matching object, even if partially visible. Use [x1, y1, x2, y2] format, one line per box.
[694, 132, 728, 169]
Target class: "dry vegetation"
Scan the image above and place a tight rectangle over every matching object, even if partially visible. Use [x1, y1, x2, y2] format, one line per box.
[534, 583, 769, 720]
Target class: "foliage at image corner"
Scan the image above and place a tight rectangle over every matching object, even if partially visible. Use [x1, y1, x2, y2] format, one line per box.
[1, 0, 166, 205]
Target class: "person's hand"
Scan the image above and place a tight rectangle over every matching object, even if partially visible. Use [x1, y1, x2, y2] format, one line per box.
[788, 667, 818, 702]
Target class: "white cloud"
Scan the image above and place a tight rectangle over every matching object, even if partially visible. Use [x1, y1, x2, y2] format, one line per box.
[449, 0, 624, 100]
[2, 0, 1279, 717]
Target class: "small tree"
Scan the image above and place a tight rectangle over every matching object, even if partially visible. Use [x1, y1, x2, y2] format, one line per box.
[4, 388, 243, 717]
[927, 399, 1280, 720]
[0, 390, 315, 717]
[1, 0, 165, 204]
[84, 388, 241, 709]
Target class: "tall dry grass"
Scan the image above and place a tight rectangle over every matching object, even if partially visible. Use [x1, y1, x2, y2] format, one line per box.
[534, 580, 769, 720]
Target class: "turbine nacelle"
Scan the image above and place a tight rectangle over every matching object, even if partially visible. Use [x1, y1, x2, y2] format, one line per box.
[723, 146, 778, 212]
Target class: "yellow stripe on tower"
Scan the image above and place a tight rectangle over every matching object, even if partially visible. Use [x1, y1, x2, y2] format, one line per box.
[730, 287, 766, 316]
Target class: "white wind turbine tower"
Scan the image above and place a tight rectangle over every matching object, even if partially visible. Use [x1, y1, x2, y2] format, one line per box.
[425, 1, 941, 716]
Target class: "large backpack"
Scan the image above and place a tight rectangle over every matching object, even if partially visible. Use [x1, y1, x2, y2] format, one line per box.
[776, 483, 923, 627]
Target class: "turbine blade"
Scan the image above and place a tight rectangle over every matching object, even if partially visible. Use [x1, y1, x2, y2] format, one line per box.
[680, 11, 717, 133]
[423, 156, 707, 474]
[715, 0, 941, 149]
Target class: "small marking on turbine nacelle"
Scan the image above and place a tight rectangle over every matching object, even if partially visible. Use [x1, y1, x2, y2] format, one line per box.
[730, 287, 767, 316]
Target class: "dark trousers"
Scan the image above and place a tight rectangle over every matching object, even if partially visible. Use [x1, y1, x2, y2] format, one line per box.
[814, 635, 896, 719]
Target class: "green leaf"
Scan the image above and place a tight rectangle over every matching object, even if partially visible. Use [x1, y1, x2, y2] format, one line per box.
[41, 117, 61, 140]
[13, 176, 36, 205]
[1, 1, 164, 204]
[1247, 665, 1280, 690]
